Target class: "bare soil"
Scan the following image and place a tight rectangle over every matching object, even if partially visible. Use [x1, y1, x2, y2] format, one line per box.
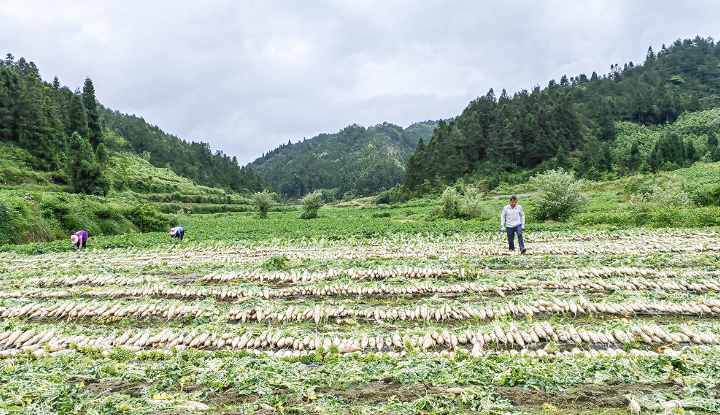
[496, 381, 684, 414]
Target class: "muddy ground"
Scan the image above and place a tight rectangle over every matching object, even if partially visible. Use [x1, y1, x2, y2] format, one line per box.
[69, 376, 697, 414]
[203, 377, 689, 414]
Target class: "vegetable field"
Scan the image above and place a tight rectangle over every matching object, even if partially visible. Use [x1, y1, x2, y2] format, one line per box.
[1, 212, 720, 414]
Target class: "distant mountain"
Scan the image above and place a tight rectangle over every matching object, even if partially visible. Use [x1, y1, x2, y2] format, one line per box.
[248, 121, 438, 199]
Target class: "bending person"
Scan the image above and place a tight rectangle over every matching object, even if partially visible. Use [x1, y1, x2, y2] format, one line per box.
[170, 226, 185, 240]
[70, 230, 89, 251]
[500, 195, 526, 254]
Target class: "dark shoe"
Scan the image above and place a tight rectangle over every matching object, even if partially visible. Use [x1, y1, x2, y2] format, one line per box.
[520, 248, 527, 254]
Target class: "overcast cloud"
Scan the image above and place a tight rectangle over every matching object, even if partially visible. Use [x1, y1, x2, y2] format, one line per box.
[2, 1, 719, 165]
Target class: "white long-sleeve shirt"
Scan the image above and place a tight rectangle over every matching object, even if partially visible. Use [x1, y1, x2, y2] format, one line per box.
[500, 204, 525, 229]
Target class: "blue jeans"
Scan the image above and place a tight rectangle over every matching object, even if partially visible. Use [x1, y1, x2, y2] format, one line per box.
[506, 225, 524, 250]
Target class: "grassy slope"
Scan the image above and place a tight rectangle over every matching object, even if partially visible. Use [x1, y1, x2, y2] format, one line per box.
[0, 147, 253, 246]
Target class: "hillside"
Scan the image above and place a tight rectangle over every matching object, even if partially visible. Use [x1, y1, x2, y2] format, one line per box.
[100, 108, 263, 193]
[249, 121, 438, 199]
[0, 141, 257, 244]
[405, 36, 720, 191]
[0, 54, 261, 195]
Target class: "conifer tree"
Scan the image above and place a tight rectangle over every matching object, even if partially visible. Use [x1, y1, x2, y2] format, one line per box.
[82, 77, 103, 149]
[69, 132, 104, 194]
[707, 131, 718, 152]
[68, 92, 89, 140]
[95, 142, 109, 165]
[628, 141, 641, 171]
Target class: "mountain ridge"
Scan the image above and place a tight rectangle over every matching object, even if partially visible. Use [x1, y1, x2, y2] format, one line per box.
[248, 120, 439, 200]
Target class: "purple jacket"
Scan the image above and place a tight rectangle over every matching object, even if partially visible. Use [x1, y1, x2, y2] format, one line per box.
[74, 230, 89, 242]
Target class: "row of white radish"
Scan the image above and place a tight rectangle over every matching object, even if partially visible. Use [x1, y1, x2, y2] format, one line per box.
[11, 275, 720, 301]
[3, 297, 720, 323]
[0, 301, 218, 320]
[225, 298, 720, 324]
[1, 322, 718, 359]
[28, 275, 157, 287]
[195, 266, 707, 285]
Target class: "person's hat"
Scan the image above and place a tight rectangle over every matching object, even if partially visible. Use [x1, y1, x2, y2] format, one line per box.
[70, 234, 79, 244]
[170, 228, 177, 236]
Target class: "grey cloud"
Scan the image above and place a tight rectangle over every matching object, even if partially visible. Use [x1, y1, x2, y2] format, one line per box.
[2, 1, 719, 164]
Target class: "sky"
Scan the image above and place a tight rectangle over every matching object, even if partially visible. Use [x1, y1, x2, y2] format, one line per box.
[2, 1, 720, 165]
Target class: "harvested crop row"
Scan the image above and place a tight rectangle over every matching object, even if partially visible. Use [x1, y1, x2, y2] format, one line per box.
[3, 295, 719, 324]
[27, 274, 156, 287]
[225, 298, 720, 324]
[0, 338, 685, 360]
[559, 267, 711, 279]
[1, 322, 717, 359]
[0, 286, 211, 300]
[200, 268, 463, 283]
[198, 266, 711, 285]
[0, 301, 218, 320]
[12, 275, 720, 301]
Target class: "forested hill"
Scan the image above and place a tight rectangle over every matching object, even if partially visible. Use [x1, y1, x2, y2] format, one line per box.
[100, 108, 262, 193]
[0, 54, 262, 195]
[405, 36, 720, 190]
[248, 121, 438, 199]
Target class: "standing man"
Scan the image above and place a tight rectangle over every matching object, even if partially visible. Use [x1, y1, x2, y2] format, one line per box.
[500, 195, 526, 254]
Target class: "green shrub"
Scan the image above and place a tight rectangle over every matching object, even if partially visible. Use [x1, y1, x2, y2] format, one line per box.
[0, 192, 63, 243]
[574, 210, 633, 227]
[626, 175, 692, 209]
[459, 187, 493, 220]
[438, 187, 461, 219]
[432, 187, 493, 220]
[530, 168, 588, 220]
[126, 203, 169, 232]
[0, 197, 15, 245]
[262, 255, 289, 271]
[300, 191, 323, 219]
[690, 184, 720, 206]
[252, 190, 277, 219]
[375, 185, 412, 205]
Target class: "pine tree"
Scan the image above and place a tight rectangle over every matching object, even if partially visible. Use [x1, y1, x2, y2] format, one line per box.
[403, 138, 426, 190]
[599, 142, 613, 172]
[686, 139, 696, 162]
[645, 46, 656, 64]
[556, 145, 567, 167]
[69, 132, 104, 194]
[707, 131, 718, 153]
[95, 142, 109, 164]
[82, 77, 103, 149]
[628, 141, 641, 171]
[68, 92, 89, 140]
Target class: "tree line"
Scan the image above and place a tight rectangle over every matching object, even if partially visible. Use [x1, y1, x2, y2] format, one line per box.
[404, 36, 720, 192]
[0, 54, 261, 195]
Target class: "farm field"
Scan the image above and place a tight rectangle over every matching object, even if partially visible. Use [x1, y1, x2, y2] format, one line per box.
[1, 211, 720, 414]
